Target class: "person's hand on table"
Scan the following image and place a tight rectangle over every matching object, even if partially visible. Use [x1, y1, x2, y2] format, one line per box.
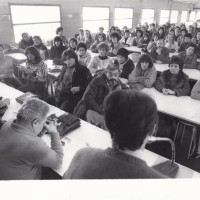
[71, 87, 80, 94]
[162, 88, 169, 95]
[166, 89, 176, 95]
[43, 120, 58, 134]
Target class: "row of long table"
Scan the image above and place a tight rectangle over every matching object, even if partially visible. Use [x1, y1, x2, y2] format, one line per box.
[1, 82, 200, 178]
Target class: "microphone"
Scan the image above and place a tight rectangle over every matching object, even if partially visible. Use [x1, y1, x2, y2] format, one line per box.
[148, 136, 179, 178]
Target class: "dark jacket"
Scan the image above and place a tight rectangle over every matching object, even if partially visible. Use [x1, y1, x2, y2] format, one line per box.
[18, 37, 34, 50]
[150, 46, 169, 64]
[33, 43, 49, 59]
[83, 73, 126, 114]
[50, 45, 67, 60]
[154, 69, 190, 96]
[56, 63, 93, 102]
[120, 58, 135, 79]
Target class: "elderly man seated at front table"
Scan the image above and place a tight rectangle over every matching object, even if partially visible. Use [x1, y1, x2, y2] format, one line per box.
[64, 90, 166, 179]
[0, 98, 63, 180]
[74, 60, 126, 129]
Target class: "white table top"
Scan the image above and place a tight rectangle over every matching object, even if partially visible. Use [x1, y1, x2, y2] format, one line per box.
[142, 87, 200, 126]
[154, 63, 200, 81]
[0, 82, 200, 178]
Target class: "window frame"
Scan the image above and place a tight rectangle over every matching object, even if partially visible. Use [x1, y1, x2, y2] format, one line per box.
[82, 6, 110, 33]
[141, 8, 155, 25]
[114, 7, 133, 29]
[160, 9, 170, 25]
[9, 3, 62, 43]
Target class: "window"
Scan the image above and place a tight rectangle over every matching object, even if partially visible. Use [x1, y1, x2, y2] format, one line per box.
[189, 11, 196, 22]
[181, 11, 188, 23]
[160, 10, 170, 25]
[141, 9, 155, 25]
[10, 5, 61, 43]
[114, 8, 133, 29]
[196, 11, 200, 21]
[170, 10, 179, 24]
[82, 7, 109, 33]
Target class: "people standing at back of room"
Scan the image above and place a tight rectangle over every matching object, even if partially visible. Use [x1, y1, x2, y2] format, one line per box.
[50, 36, 67, 64]
[150, 38, 169, 64]
[76, 42, 92, 67]
[154, 55, 190, 96]
[88, 42, 113, 76]
[65, 89, 167, 179]
[178, 43, 198, 70]
[129, 54, 157, 90]
[53, 49, 92, 113]
[0, 98, 63, 180]
[18, 46, 47, 96]
[18, 32, 34, 50]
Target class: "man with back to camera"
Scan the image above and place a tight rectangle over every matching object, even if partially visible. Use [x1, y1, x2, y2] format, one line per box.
[0, 98, 63, 180]
[65, 90, 167, 179]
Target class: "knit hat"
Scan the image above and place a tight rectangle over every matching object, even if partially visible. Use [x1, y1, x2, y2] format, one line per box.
[117, 48, 129, 59]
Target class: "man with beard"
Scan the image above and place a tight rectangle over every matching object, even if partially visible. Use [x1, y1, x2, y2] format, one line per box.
[74, 60, 126, 129]
[150, 38, 169, 64]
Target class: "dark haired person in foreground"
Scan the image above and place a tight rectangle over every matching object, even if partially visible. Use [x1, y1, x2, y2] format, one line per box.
[0, 98, 63, 180]
[64, 90, 166, 179]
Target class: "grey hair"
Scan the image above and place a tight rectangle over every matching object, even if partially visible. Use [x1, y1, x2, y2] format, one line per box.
[17, 98, 49, 122]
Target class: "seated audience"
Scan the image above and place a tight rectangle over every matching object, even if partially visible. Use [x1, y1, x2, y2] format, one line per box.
[50, 36, 67, 63]
[178, 43, 197, 69]
[76, 42, 92, 67]
[0, 98, 63, 180]
[18, 32, 34, 50]
[165, 34, 178, 53]
[39, 45, 49, 61]
[108, 31, 124, 56]
[174, 26, 181, 41]
[32, 36, 49, 58]
[178, 33, 192, 52]
[74, 61, 126, 127]
[137, 33, 151, 48]
[88, 42, 113, 76]
[0, 44, 22, 89]
[149, 23, 157, 37]
[90, 33, 106, 53]
[77, 28, 85, 43]
[154, 55, 190, 96]
[191, 80, 200, 100]
[19, 46, 47, 95]
[54, 49, 92, 113]
[95, 27, 106, 41]
[68, 37, 78, 51]
[177, 28, 187, 46]
[129, 54, 157, 90]
[56, 26, 68, 47]
[188, 25, 195, 37]
[157, 27, 165, 39]
[192, 31, 200, 58]
[106, 26, 116, 43]
[132, 30, 143, 46]
[84, 30, 94, 49]
[147, 33, 159, 52]
[150, 39, 169, 64]
[120, 30, 133, 47]
[64, 89, 166, 179]
[116, 48, 135, 79]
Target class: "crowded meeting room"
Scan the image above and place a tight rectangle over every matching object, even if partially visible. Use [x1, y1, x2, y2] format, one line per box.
[3, 0, 200, 189]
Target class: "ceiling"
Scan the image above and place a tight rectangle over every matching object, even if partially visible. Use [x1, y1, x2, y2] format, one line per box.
[174, 0, 200, 8]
